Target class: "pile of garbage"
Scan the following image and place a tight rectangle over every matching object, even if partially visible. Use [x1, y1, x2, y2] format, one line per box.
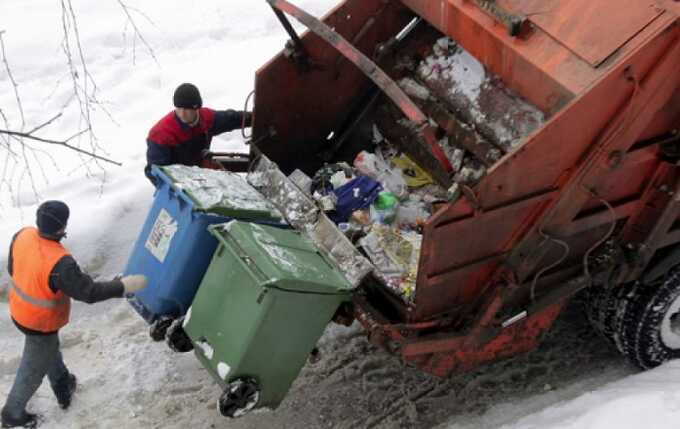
[243, 38, 547, 304]
[304, 145, 447, 302]
[249, 139, 450, 304]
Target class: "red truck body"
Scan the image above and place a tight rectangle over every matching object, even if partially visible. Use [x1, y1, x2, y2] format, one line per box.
[251, 0, 680, 377]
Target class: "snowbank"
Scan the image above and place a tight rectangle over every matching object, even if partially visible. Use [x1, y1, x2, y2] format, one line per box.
[2, 1, 680, 428]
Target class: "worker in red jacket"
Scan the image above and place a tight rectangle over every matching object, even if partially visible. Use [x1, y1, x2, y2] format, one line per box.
[1, 201, 148, 429]
[145, 83, 252, 184]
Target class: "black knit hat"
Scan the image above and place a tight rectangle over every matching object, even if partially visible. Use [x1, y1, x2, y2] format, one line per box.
[36, 200, 69, 236]
[173, 83, 202, 109]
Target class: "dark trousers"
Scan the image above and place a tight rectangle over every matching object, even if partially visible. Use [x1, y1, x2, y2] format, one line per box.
[1, 333, 69, 418]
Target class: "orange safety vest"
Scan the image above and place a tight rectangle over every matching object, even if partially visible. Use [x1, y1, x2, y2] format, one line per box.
[9, 227, 71, 332]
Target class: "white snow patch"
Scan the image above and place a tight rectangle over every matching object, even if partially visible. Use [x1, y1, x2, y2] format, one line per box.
[0, 1, 676, 428]
[183, 306, 192, 328]
[217, 362, 231, 380]
[493, 361, 680, 429]
[197, 340, 215, 360]
[398, 77, 431, 101]
[419, 41, 486, 102]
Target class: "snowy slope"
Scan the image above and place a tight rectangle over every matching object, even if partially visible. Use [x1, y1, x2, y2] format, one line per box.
[1, 1, 680, 428]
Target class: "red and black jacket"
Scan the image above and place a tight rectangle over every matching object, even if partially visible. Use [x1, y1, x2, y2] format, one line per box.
[145, 108, 250, 183]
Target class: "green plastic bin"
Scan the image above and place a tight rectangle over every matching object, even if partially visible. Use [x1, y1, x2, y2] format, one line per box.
[183, 220, 353, 417]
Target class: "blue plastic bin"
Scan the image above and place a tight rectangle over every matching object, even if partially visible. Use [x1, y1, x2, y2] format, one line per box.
[125, 165, 284, 324]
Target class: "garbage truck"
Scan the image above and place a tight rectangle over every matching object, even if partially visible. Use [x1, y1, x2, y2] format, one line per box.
[155, 0, 680, 417]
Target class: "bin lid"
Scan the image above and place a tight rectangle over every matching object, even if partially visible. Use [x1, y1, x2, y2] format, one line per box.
[157, 165, 284, 221]
[210, 221, 353, 294]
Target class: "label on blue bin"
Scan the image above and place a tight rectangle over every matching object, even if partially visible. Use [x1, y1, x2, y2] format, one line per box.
[145, 208, 178, 263]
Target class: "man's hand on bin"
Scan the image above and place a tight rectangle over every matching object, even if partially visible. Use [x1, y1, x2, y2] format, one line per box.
[121, 275, 149, 294]
[200, 149, 223, 170]
[200, 149, 213, 160]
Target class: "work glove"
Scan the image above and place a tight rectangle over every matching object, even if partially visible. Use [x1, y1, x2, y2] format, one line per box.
[121, 274, 149, 294]
[200, 148, 213, 160]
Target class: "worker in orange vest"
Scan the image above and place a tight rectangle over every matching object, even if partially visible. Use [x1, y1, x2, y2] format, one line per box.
[1, 201, 148, 428]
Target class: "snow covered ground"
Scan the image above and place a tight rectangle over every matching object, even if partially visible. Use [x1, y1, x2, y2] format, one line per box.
[2, 1, 680, 428]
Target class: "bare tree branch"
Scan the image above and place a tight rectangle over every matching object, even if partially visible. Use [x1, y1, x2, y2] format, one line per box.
[0, 129, 122, 166]
[0, 31, 25, 131]
[18, 141, 40, 202]
[117, 0, 160, 66]
[1, 30, 40, 199]
[61, 0, 97, 148]
[0, 109, 16, 152]
[24, 141, 51, 186]
[25, 113, 63, 135]
[0, 2, 156, 206]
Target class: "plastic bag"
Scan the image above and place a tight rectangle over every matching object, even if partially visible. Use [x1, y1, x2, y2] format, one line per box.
[391, 155, 434, 188]
[311, 162, 355, 195]
[395, 200, 431, 228]
[353, 151, 408, 198]
[329, 176, 382, 223]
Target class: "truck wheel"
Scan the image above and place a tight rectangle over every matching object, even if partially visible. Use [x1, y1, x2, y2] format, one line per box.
[218, 378, 260, 418]
[165, 317, 194, 353]
[619, 268, 680, 369]
[583, 281, 638, 352]
[149, 317, 173, 342]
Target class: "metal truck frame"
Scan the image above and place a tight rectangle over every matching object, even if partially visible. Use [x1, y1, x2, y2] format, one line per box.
[249, 0, 680, 378]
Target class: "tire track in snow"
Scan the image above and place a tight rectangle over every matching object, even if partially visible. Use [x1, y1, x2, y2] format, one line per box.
[228, 297, 636, 429]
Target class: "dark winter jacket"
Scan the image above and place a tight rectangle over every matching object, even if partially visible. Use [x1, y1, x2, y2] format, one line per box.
[145, 108, 251, 183]
[7, 230, 125, 336]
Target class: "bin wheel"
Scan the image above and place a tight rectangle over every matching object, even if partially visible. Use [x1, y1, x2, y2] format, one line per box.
[149, 317, 173, 342]
[165, 317, 194, 353]
[218, 378, 260, 418]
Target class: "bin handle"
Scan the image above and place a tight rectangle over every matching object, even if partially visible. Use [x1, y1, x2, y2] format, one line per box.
[237, 254, 268, 282]
[173, 185, 197, 211]
[217, 236, 269, 284]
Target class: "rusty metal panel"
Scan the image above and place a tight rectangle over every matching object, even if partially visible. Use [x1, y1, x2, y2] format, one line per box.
[414, 191, 554, 320]
[401, 302, 565, 377]
[267, 0, 455, 182]
[526, 0, 664, 67]
[253, 0, 414, 175]
[252, 0, 680, 378]
[657, 0, 680, 15]
[426, 192, 554, 274]
[641, 89, 680, 141]
[400, 0, 586, 111]
[412, 25, 680, 323]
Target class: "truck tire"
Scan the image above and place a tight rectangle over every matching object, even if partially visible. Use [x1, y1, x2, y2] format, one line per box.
[583, 281, 638, 353]
[619, 268, 680, 369]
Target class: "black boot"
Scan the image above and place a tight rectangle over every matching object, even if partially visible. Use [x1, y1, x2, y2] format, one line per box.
[1, 409, 40, 428]
[54, 373, 77, 410]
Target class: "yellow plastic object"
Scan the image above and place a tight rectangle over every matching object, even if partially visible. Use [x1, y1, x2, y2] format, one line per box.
[392, 155, 434, 188]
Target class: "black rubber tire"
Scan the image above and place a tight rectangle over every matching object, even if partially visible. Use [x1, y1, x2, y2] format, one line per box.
[165, 317, 194, 353]
[218, 378, 260, 418]
[583, 281, 638, 353]
[149, 317, 174, 342]
[619, 268, 680, 369]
